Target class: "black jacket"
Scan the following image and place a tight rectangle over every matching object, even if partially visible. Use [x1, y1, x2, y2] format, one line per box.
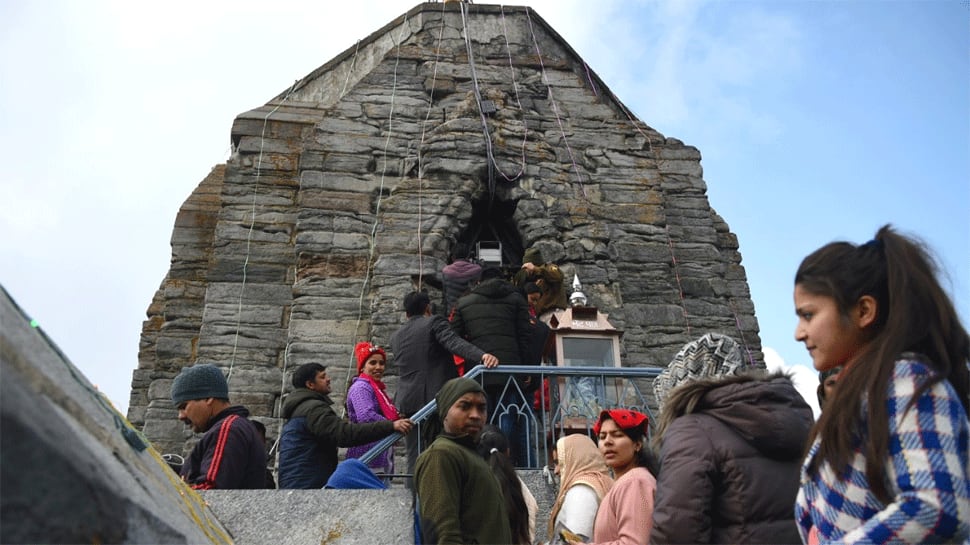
[180, 405, 267, 490]
[451, 278, 531, 366]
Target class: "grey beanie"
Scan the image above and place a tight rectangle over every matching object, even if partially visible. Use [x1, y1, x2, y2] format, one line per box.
[171, 364, 229, 405]
[653, 333, 748, 412]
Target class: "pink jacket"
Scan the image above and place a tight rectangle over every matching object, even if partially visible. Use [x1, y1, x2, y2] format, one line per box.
[592, 467, 656, 545]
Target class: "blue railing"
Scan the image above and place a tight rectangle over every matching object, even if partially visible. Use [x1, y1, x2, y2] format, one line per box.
[360, 364, 662, 469]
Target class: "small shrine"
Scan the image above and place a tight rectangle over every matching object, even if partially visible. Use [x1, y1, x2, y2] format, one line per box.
[548, 276, 627, 430]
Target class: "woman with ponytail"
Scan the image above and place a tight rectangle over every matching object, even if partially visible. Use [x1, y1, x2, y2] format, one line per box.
[345, 341, 400, 476]
[476, 424, 537, 545]
[793, 224, 970, 544]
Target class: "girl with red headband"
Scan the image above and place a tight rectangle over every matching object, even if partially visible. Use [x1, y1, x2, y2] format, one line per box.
[564, 409, 656, 545]
[345, 341, 400, 476]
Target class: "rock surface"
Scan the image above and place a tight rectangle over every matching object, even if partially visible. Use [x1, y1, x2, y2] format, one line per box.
[1, 286, 231, 545]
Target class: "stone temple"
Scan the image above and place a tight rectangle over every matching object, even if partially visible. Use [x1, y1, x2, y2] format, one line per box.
[129, 2, 763, 459]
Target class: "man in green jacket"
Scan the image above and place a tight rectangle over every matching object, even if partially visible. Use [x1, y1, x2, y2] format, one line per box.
[278, 363, 412, 489]
[415, 377, 512, 544]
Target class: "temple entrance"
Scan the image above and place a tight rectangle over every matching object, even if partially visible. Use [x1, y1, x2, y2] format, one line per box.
[458, 196, 523, 274]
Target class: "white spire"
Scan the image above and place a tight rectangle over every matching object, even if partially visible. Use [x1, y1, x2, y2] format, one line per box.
[569, 274, 587, 307]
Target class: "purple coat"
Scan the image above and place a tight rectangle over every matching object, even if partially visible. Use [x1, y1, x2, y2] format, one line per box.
[345, 376, 394, 473]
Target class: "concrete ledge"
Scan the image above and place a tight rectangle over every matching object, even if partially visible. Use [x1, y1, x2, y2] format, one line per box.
[202, 489, 414, 545]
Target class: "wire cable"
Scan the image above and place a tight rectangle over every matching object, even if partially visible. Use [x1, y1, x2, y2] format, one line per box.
[525, 8, 587, 200]
[227, 80, 300, 382]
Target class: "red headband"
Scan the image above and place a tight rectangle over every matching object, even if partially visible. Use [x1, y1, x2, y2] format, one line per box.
[354, 341, 386, 373]
[593, 409, 649, 436]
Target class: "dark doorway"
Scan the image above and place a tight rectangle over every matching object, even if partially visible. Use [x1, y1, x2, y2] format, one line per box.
[458, 196, 523, 275]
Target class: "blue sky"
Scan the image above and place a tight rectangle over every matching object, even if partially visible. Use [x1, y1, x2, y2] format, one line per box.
[1, 1, 966, 417]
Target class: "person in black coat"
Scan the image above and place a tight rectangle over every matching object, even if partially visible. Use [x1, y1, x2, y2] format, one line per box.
[451, 267, 536, 465]
[451, 267, 531, 367]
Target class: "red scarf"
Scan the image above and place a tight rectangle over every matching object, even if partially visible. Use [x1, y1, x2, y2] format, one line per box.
[359, 373, 399, 420]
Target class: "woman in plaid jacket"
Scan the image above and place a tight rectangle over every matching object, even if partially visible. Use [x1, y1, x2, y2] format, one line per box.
[792, 224, 970, 544]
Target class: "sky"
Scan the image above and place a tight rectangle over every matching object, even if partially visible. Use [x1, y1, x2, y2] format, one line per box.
[2, 0, 967, 419]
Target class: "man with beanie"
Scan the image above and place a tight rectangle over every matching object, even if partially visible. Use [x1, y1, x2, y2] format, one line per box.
[649, 333, 813, 544]
[278, 362, 412, 489]
[391, 290, 499, 484]
[170, 363, 267, 489]
[414, 377, 512, 545]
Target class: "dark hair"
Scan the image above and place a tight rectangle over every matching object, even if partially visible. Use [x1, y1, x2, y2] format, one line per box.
[292, 363, 326, 389]
[796, 224, 970, 503]
[603, 417, 660, 476]
[450, 242, 472, 262]
[403, 291, 431, 317]
[476, 425, 530, 545]
[593, 411, 660, 477]
[816, 366, 841, 409]
[524, 282, 541, 295]
[480, 266, 504, 281]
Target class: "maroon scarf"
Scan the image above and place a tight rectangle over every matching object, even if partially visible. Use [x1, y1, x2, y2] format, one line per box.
[359, 373, 399, 420]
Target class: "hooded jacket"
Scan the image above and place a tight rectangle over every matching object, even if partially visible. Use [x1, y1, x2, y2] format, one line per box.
[650, 371, 814, 545]
[451, 277, 531, 366]
[277, 388, 395, 489]
[441, 259, 482, 315]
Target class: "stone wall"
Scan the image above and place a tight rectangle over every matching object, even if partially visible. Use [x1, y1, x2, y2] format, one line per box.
[130, 2, 762, 459]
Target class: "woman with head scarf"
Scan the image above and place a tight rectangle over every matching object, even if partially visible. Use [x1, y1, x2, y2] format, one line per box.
[650, 332, 813, 544]
[345, 341, 400, 475]
[565, 409, 656, 545]
[547, 434, 613, 543]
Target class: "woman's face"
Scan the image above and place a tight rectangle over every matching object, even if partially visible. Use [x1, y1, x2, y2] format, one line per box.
[597, 418, 637, 475]
[361, 355, 386, 380]
[793, 284, 869, 372]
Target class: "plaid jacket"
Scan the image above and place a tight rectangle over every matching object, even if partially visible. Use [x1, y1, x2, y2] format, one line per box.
[795, 356, 970, 544]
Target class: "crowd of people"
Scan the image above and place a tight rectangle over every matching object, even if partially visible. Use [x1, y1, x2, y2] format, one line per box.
[166, 228, 969, 544]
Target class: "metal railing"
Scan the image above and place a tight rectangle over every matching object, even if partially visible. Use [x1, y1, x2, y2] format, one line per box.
[360, 364, 662, 469]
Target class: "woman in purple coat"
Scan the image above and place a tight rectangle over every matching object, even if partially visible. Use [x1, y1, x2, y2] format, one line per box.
[345, 341, 400, 476]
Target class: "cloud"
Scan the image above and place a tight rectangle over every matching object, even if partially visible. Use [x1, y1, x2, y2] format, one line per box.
[764, 346, 820, 418]
[595, 1, 801, 147]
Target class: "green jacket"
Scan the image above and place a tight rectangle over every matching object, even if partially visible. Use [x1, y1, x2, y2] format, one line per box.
[415, 433, 512, 544]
